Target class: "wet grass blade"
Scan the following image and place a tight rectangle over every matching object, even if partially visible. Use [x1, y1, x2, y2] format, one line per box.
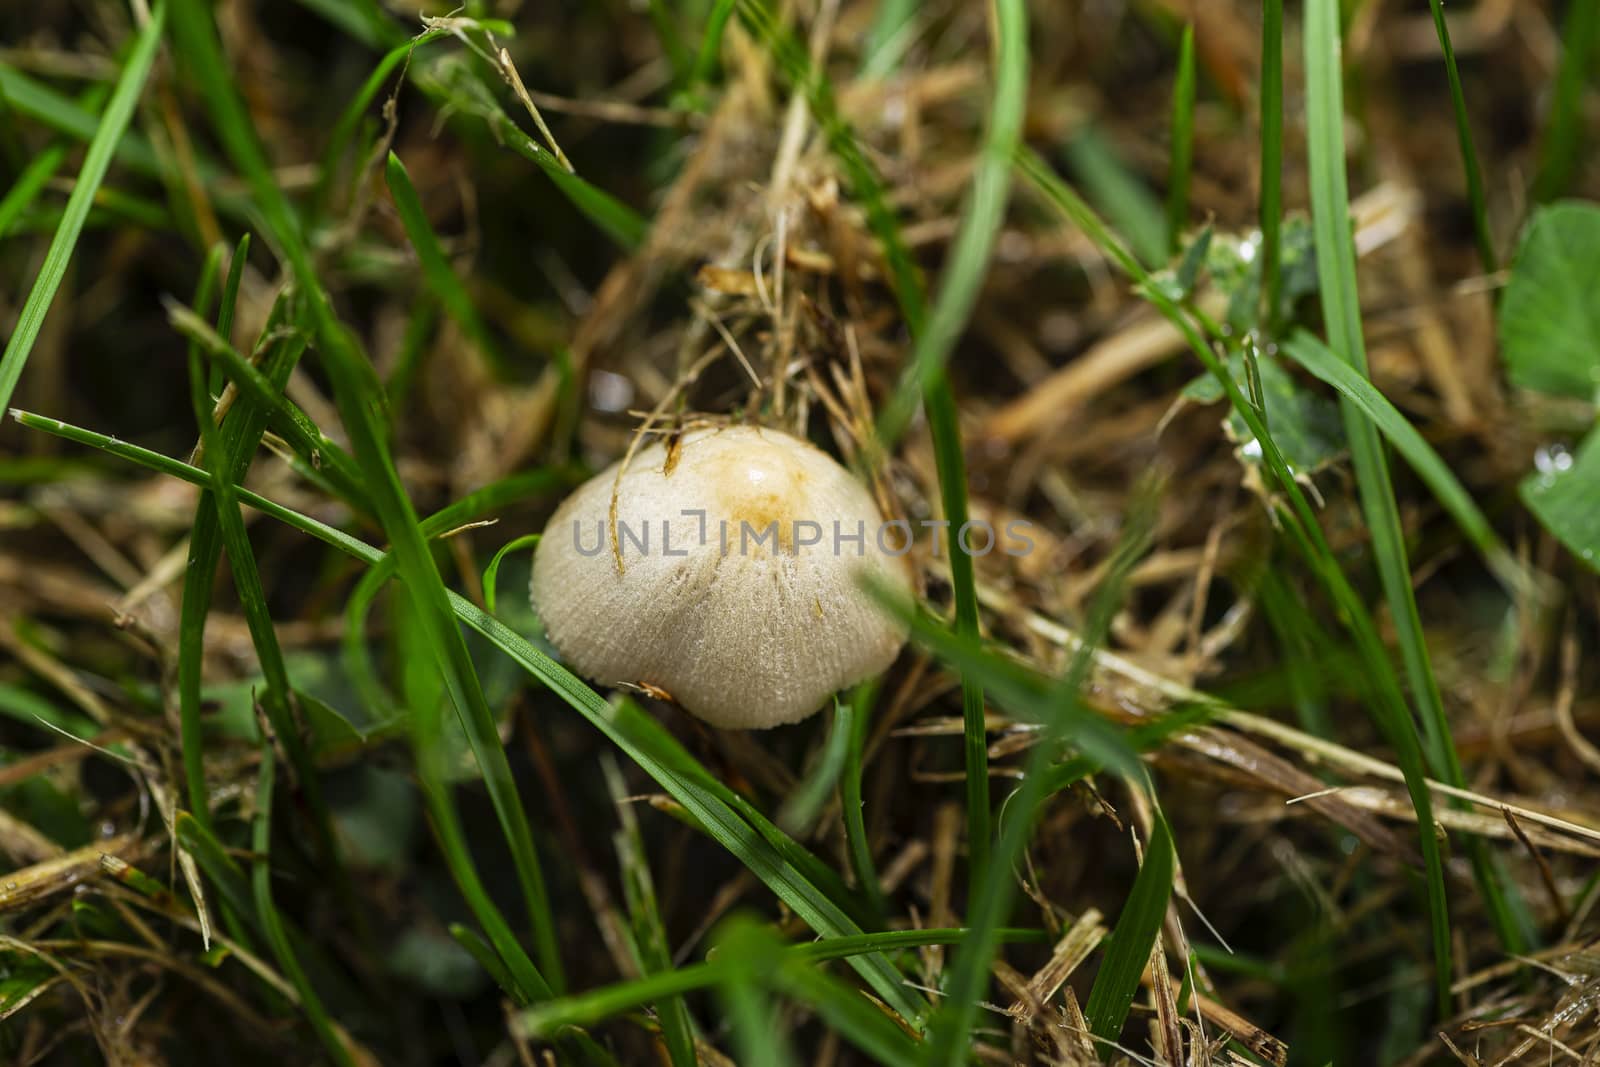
[1166, 23, 1196, 254]
[1424, 0, 1496, 271]
[11, 410, 923, 1024]
[168, 0, 564, 996]
[0, 2, 165, 416]
[1084, 813, 1175, 1050]
[1303, 0, 1530, 978]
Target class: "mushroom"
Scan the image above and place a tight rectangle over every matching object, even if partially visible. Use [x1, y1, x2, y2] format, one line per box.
[530, 425, 912, 728]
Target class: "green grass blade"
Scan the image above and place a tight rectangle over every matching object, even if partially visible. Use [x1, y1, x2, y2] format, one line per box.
[861, 0, 919, 77]
[183, 260, 371, 953]
[177, 245, 226, 830]
[924, 384, 992, 898]
[0, 64, 166, 179]
[291, 0, 404, 50]
[646, 0, 693, 85]
[411, 54, 647, 249]
[1259, 0, 1284, 321]
[602, 758, 697, 1067]
[837, 688, 888, 918]
[0, 2, 166, 416]
[778, 701, 854, 833]
[167, 301, 369, 508]
[315, 28, 450, 214]
[876, 0, 1027, 446]
[1303, 0, 1529, 981]
[385, 152, 510, 374]
[209, 233, 249, 393]
[517, 925, 1043, 1038]
[484, 534, 543, 618]
[1166, 23, 1196, 254]
[1084, 813, 1175, 1050]
[1533, 0, 1599, 201]
[1019, 144, 1464, 1010]
[719, 967, 797, 1067]
[250, 749, 356, 1067]
[689, 0, 738, 93]
[1280, 330, 1530, 596]
[0, 144, 69, 241]
[168, 0, 565, 995]
[1063, 127, 1167, 269]
[920, 487, 1153, 1067]
[1424, 0, 1497, 271]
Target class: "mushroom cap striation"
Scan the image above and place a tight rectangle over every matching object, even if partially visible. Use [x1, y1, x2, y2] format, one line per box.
[530, 426, 912, 728]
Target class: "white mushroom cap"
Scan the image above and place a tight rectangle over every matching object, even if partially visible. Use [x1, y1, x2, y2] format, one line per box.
[530, 425, 912, 729]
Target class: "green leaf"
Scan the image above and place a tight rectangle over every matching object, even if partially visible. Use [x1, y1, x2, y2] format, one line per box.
[1499, 201, 1600, 403]
[1521, 427, 1600, 572]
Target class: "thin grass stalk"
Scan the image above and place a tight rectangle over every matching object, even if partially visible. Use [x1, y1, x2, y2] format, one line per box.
[1424, 0, 1497, 271]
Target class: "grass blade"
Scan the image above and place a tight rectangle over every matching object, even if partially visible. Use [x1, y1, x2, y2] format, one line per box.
[1533, 0, 1599, 202]
[1279, 330, 1529, 596]
[602, 757, 697, 1067]
[1303, 0, 1530, 983]
[184, 277, 356, 934]
[1259, 0, 1284, 322]
[1063, 127, 1167, 270]
[250, 749, 356, 1067]
[1424, 0, 1497, 271]
[0, 2, 165, 416]
[837, 688, 887, 919]
[1084, 813, 1175, 1050]
[1166, 23, 1196, 254]
[689, 0, 738, 93]
[385, 152, 509, 374]
[168, 0, 564, 996]
[516, 925, 1043, 1039]
[1019, 143, 1464, 1012]
[919, 486, 1152, 1067]
[876, 0, 1027, 448]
